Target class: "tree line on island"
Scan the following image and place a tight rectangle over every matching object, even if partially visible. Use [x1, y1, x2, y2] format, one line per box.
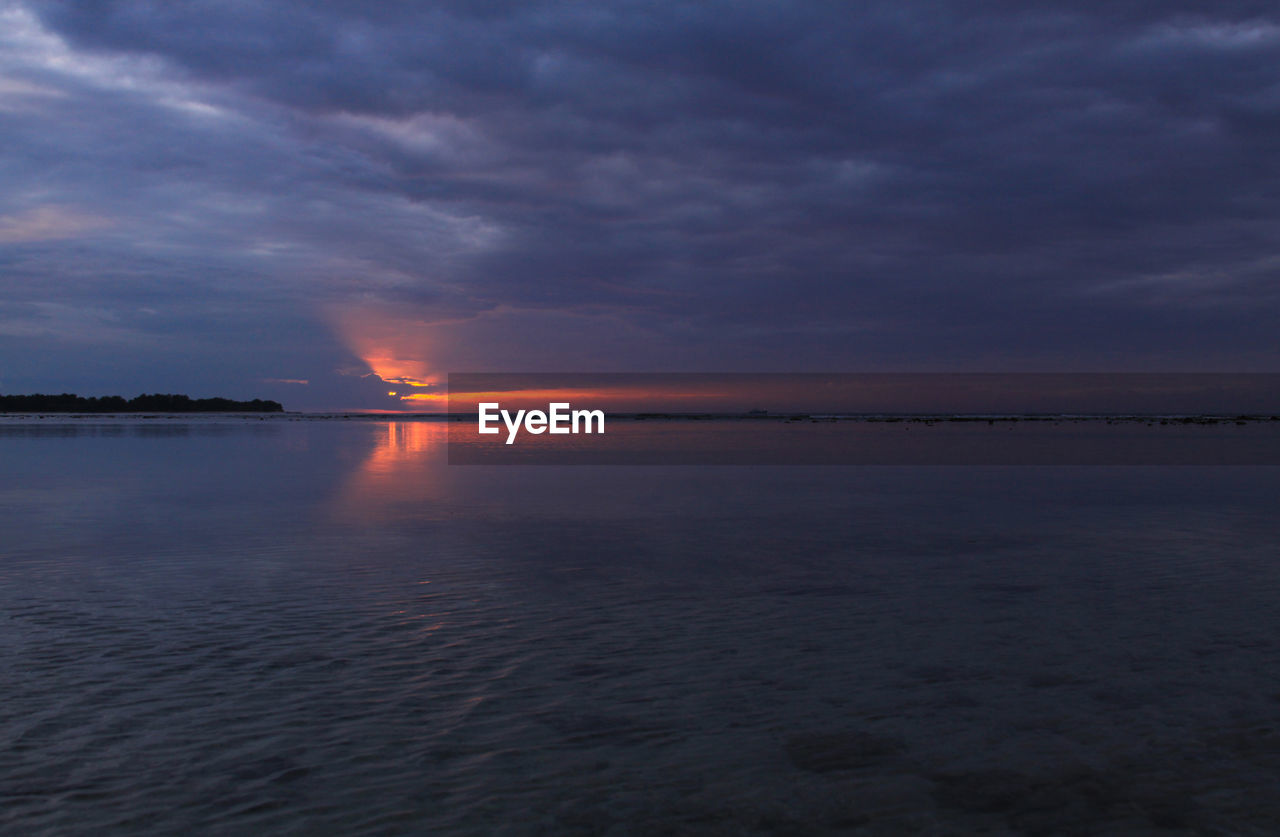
[0, 393, 284, 413]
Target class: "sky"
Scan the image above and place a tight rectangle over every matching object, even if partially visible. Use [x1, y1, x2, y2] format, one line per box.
[2, 0, 1278, 411]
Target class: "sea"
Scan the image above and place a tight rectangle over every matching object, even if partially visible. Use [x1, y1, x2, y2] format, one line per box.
[3, 415, 1280, 835]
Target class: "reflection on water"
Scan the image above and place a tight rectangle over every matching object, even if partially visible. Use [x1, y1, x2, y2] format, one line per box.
[332, 420, 448, 523]
[364, 420, 447, 474]
[0, 419, 281, 438]
[3, 417, 1280, 835]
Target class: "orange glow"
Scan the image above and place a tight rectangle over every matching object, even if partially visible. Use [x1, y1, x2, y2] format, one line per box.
[328, 303, 439, 396]
[331, 421, 449, 522]
[361, 421, 442, 473]
[327, 302, 734, 411]
[443, 387, 726, 411]
[326, 302, 757, 412]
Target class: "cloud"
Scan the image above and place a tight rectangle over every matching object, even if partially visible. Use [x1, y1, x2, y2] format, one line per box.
[0, 205, 113, 242]
[3, 0, 1280, 408]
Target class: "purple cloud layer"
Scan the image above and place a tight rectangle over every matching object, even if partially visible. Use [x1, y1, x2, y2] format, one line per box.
[2, 1, 1278, 408]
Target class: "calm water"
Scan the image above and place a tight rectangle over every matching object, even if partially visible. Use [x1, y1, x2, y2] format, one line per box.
[3, 418, 1280, 835]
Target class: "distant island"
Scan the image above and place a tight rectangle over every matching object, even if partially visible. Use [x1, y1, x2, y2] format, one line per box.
[0, 393, 284, 413]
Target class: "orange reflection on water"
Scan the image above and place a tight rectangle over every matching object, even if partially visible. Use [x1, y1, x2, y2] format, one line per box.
[332, 420, 450, 522]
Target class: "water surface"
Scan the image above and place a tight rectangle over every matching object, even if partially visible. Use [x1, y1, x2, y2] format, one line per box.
[4, 418, 1280, 834]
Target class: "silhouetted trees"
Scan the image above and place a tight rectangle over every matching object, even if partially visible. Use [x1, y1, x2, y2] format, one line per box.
[0, 393, 284, 412]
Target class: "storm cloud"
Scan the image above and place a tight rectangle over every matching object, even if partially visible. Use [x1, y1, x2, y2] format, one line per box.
[2, 0, 1278, 408]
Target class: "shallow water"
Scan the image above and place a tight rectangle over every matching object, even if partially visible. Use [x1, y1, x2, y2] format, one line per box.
[3, 418, 1280, 834]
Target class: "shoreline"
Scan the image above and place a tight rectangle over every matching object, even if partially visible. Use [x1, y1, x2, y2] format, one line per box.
[3, 411, 1280, 423]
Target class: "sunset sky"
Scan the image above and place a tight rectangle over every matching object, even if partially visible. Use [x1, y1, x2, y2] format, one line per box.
[2, 1, 1278, 410]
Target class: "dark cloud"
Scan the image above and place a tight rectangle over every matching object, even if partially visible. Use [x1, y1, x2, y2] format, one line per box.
[3, 1, 1279, 408]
